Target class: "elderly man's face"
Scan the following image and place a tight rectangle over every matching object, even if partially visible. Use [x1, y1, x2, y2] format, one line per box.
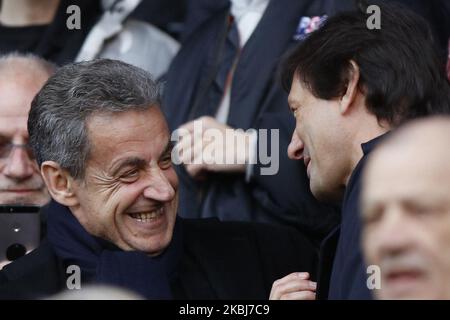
[362, 142, 450, 299]
[287, 75, 347, 202]
[0, 79, 49, 205]
[72, 107, 178, 255]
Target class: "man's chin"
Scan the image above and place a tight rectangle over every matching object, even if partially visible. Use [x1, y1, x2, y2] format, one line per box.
[310, 184, 343, 204]
[380, 277, 434, 300]
[0, 191, 50, 206]
[119, 217, 175, 255]
[122, 233, 172, 257]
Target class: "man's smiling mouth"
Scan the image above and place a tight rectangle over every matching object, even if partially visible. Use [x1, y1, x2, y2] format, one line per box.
[129, 207, 164, 222]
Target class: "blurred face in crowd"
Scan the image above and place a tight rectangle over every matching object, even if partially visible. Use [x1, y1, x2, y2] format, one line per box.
[287, 74, 351, 203]
[362, 120, 450, 299]
[0, 75, 50, 205]
[69, 107, 178, 255]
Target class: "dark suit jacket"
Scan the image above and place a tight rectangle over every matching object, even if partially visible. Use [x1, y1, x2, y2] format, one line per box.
[0, 218, 317, 300]
[162, 0, 339, 244]
[317, 135, 388, 300]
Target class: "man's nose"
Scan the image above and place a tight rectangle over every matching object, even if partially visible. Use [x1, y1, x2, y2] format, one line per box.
[3, 147, 35, 181]
[143, 168, 176, 202]
[287, 131, 304, 160]
[375, 207, 412, 255]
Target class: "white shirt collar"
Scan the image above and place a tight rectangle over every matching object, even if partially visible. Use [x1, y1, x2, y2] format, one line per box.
[230, 0, 270, 18]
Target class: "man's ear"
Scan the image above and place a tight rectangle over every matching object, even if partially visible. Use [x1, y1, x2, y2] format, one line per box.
[339, 60, 360, 115]
[40, 161, 79, 207]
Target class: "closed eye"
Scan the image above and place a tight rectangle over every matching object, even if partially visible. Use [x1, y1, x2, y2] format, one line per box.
[159, 154, 172, 169]
[159, 141, 174, 169]
[363, 204, 384, 225]
[119, 168, 140, 183]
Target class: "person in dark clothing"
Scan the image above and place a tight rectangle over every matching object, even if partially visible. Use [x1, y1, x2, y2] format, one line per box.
[181, 0, 449, 56]
[162, 0, 449, 244]
[163, 0, 340, 245]
[0, 0, 180, 77]
[270, 2, 450, 300]
[0, 59, 317, 299]
[180, 0, 229, 42]
[1, 202, 313, 300]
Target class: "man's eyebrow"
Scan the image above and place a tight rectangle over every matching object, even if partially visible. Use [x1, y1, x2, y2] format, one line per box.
[109, 141, 174, 175]
[110, 157, 147, 176]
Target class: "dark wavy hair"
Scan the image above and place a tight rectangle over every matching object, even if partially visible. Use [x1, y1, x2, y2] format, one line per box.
[281, 1, 450, 125]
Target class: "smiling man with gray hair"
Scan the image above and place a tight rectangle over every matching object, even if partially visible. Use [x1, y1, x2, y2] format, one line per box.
[0, 58, 316, 300]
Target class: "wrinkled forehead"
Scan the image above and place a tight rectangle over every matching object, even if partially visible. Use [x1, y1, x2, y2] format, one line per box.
[0, 83, 36, 137]
[0, 80, 42, 115]
[86, 107, 169, 160]
[0, 73, 49, 135]
[374, 134, 450, 172]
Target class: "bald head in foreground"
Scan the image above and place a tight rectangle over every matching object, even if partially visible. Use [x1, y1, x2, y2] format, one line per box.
[362, 117, 450, 299]
[0, 53, 55, 205]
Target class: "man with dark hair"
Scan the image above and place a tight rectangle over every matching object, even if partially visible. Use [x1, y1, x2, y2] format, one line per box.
[270, 2, 450, 300]
[163, 0, 340, 246]
[0, 59, 316, 299]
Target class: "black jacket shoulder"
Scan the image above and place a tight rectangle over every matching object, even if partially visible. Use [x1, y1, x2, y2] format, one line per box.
[0, 241, 65, 299]
[0, 219, 317, 299]
[181, 218, 318, 263]
[178, 218, 318, 299]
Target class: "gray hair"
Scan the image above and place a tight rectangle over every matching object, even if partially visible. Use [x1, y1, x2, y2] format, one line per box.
[0, 52, 57, 77]
[28, 59, 161, 179]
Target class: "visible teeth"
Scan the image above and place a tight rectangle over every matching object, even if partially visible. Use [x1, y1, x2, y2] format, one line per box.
[130, 207, 163, 221]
